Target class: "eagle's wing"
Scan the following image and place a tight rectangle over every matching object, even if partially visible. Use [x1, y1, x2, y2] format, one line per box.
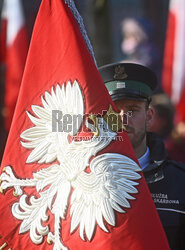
[70, 153, 141, 241]
[20, 80, 84, 164]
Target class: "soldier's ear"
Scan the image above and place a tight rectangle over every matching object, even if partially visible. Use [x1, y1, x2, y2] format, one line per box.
[146, 106, 154, 128]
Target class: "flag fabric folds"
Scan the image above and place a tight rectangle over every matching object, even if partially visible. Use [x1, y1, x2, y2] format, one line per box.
[162, 0, 185, 122]
[1, 0, 28, 131]
[0, 0, 169, 249]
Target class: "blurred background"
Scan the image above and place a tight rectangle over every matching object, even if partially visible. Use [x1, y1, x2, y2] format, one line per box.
[0, 0, 185, 162]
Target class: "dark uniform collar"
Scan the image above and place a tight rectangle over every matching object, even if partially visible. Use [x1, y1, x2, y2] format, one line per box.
[147, 132, 168, 163]
[143, 133, 168, 183]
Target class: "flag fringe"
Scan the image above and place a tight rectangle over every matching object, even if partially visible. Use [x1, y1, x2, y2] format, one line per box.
[64, 0, 97, 66]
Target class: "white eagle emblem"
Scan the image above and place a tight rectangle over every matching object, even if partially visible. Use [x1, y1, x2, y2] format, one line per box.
[0, 80, 141, 250]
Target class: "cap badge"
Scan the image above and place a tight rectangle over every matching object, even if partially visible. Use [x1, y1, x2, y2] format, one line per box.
[114, 65, 128, 80]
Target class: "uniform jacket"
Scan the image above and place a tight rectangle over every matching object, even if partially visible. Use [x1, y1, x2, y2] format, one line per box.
[143, 133, 185, 250]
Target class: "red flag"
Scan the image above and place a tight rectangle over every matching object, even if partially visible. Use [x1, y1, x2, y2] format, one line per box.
[162, 0, 185, 122]
[0, 0, 169, 249]
[1, 0, 28, 131]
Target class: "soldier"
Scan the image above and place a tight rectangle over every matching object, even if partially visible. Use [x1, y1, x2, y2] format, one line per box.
[99, 62, 185, 250]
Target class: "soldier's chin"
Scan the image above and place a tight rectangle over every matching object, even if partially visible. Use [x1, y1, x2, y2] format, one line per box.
[126, 131, 133, 136]
[126, 132, 134, 141]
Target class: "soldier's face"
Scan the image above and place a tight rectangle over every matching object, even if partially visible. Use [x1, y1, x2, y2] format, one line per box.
[114, 99, 153, 154]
